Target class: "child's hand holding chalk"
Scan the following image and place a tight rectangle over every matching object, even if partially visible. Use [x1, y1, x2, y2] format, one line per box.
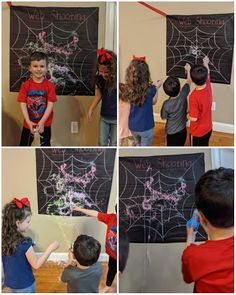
[186, 209, 199, 232]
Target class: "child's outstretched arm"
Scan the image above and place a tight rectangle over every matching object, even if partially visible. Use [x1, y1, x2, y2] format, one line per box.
[152, 79, 163, 105]
[37, 102, 54, 134]
[26, 240, 59, 270]
[19, 103, 35, 133]
[87, 88, 102, 122]
[71, 205, 99, 217]
[203, 56, 210, 74]
[184, 63, 192, 85]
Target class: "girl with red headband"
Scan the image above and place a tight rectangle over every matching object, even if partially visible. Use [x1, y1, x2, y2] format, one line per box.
[124, 56, 162, 146]
[87, 48, 117, 146]
[2, 198, 59, 292]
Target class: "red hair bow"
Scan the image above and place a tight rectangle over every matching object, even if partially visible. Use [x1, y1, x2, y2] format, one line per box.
[14, 198, 30, 208]
[132, 55, 146, 62]
[96, 48, 112, 63]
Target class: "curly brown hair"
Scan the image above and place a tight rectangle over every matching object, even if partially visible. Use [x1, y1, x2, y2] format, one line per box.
[96, 49, 117, 94]
[124, 60, 152, 106]
[2, 201, 32, 256]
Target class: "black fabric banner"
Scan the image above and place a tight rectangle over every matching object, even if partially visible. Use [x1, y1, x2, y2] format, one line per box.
[10, 6, 99, 95]
[119, 153, 206, 243]
[36, 148, 116, 216]
[166, 13, 234, 84]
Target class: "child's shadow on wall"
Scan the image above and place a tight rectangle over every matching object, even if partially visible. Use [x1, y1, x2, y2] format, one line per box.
[2, 112, 21, 146]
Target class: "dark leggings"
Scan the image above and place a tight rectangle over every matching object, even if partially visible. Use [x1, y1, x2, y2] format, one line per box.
[106, 256, 117, 287]
[167, 128, 187, 146]
[192, 130, 212, 146]
[19, 126, 51, 146]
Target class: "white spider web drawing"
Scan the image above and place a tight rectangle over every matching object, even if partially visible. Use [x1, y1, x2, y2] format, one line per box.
[119, 154, 206, 243]
[36, 148, 116, 216]
[10, 6, 98, 95]
[166, 14, 234, 84]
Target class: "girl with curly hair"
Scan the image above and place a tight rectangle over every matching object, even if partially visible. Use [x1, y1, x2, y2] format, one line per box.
[124, 56, 162, 146]
[2, 198, 59, 292]
[88, 48, 117, 146]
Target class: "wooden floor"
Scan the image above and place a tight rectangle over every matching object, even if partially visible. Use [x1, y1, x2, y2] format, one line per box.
[2, 261, 116, 293]
[152, 123, 234, 147]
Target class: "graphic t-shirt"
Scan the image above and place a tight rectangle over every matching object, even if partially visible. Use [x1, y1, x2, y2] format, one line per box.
[17, 78, 57, 128]
[97, 212, 117, 260]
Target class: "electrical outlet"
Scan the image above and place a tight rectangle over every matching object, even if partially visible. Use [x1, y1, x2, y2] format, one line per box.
[71, 121, 79, 133]
[212, 101, 216, 111]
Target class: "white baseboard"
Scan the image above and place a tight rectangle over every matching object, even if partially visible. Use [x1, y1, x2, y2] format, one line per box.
[154, 113, 234, 134]
[36, 252, 109, 262]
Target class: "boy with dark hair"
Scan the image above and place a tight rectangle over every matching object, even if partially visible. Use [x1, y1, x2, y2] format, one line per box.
[72, 206, 117, 293]
[61, 234, 102, 293]
[189, 56, 212, 146]
[182, 168, 234, 293]
[18, 51, 57, 146]
[160, 64, 191, 146]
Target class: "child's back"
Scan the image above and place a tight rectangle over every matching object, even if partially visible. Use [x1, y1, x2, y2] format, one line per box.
[61, 261, 102, 293]
[161, 74, 190, 146]
[182, 236, 233, 292]
[61, 234, 102, 293]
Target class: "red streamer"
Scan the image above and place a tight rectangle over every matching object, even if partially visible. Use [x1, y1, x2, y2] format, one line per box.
[138, 2, 167, 17]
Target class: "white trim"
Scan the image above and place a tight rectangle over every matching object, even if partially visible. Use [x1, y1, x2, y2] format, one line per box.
[36, 252, 109, 262]
[154, 113, 234, 134]
[105, 2, 117, 52]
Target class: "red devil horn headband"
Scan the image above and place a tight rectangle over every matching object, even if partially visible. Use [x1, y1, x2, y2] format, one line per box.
[97, 48, 112, 63]
[14, 197, 31, 209]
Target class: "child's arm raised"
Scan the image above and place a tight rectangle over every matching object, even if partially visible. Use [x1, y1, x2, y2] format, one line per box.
[87, 88, 102, 122]
[184, 63, 192, 85]
[71, 205, 99, 217]
[37, 102, 54, 134]
[153, 80, 163, 105]
[203, 56, 210, 74]
[19, 103, 35, 133]
[26, 240, 59, 270]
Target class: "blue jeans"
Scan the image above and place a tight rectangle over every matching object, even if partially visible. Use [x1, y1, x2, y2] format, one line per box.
[100, 116, 117, 146]
[131, 128, 154, 146]
[10, 282, 36, 293]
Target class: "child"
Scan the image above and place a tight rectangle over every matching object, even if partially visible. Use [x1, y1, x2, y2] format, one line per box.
[182, 168, 234, 292]
[2, 197, 59, 292]
[124, 56, 162, 146]
[18, 51, 57, 146]
[87, 48, 117, 146]
[189, 56, 212, 146]
[61, 234, 102, 293]
[161, 64, 191, 146]
[119, 83, 134, 146]
[72, 205, 117, 293]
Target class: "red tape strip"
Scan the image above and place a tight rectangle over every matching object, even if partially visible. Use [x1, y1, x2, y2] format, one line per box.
[138, 2, 167, 17]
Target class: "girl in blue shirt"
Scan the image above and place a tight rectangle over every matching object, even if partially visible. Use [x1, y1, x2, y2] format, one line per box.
[2, 198, 59, 293]
[124, 56, 162, 146]
[88, 48, 117, 146]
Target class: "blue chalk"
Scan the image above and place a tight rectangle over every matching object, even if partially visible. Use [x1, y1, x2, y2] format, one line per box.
[186, 210, 199, 231]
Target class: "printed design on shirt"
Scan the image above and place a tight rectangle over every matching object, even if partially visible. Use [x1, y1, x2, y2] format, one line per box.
[107, 225, 117, 253]
[26, 90, 47, 121]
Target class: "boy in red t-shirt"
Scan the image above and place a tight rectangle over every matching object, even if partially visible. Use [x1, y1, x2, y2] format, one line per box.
[189, 56, 212, 146]
[182, 168, 234, 293]
[72, 205, 117, 293]
[18, 52, 57, 146]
